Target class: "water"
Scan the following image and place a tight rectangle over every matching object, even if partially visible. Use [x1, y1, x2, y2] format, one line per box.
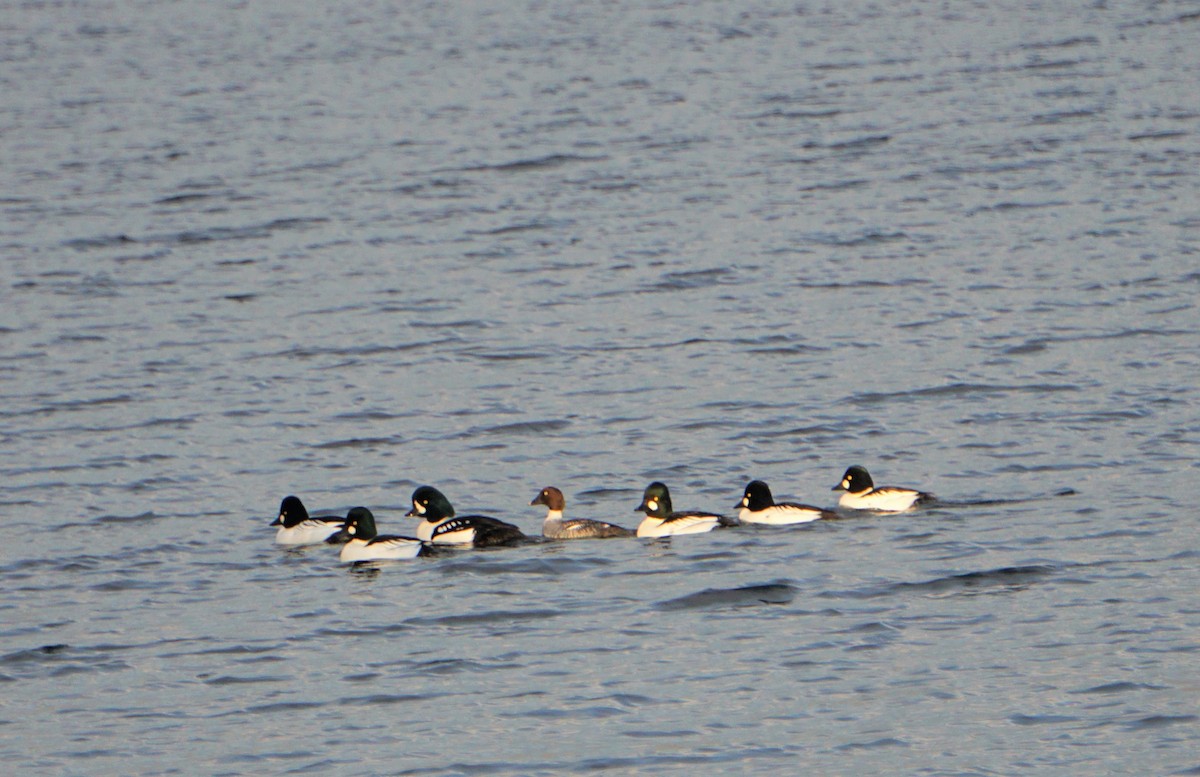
[2, 0, 1199, 774]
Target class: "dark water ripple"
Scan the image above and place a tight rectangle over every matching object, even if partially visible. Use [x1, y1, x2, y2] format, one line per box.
[656, 582, 798, 611]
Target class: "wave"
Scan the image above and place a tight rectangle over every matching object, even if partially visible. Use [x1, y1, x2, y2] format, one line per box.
[656, 582, 797, 610]
[829, 565, 1061, 600]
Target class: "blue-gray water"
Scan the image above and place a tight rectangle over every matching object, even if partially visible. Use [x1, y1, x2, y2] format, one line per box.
[3, 1, 1199, 774]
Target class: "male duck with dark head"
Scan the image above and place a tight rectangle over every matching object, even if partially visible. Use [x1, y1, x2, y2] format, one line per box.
[530, 486, 635, 539]
[737, 480, 839, 524]
[332, 507, 424, 562]
[634, 481, 733, 538]
[832, 465, 935, 512]
[406, 485, 526, 547]
[270, 495, 348, 546]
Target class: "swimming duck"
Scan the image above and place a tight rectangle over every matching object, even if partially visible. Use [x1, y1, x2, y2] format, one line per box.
[832, 465, 934, 512]
[634, 481, 733, 538]
[530, 486, 635, 539]
[406, 485, 526, 546]
[737, 480, 838, 524]
[334, 507, 424, 562]
[270, 495, 348, 545]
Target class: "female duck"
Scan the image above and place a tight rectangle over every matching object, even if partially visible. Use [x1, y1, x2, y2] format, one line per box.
[737, 480, 838, 524]
[635, 481, 732, 538]
[270, 495, 348, 545]
[530, 486, 635, 539]
[406, 485, 526, 547]
[832, 465, 934, 512]
[334, 507, 424, 562]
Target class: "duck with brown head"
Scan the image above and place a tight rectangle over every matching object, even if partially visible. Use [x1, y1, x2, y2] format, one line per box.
[530, 486, 634, 539]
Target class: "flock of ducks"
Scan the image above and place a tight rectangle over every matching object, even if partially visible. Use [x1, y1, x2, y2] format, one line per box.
[270, 466, 935, 563]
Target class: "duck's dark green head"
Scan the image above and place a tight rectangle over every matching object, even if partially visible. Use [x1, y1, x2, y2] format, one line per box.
[833, 465, 873, 493]
[407, 485, 455, 521]
[636, 481, 673, 518]
[272, 495, 308, 527]
[342, 506, 378, 541]
[738, 480, 774, 511]
[328, 506, 376, 543]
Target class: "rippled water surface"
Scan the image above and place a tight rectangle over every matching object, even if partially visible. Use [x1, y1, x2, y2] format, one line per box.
[3, 1, 1199, 774]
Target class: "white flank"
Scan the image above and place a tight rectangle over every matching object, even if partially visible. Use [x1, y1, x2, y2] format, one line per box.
[738, 505, 823, 525]
[429, 525, 476, 545]
[637, 513, 719, 537]
[340, 537, 422, 562]
[838, 488, 923, 512]
[275, 519, 342, 546]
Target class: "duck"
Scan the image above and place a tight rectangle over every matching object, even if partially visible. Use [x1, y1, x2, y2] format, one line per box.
[270, 495, 348, 545]
[406, 485, 526, 546]
[634, 481, 733, 538]
[832, 465, 934, 512]
[737, 480, 839, 524]
[530, 486, 635, 539]
[334, 507, 424, 562]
